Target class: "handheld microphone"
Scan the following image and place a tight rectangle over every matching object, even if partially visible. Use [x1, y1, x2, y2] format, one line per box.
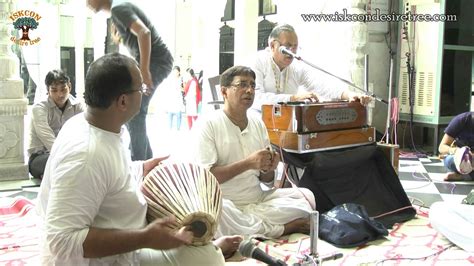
[239, 239, 288, 266]
[278, 46, 300, 60]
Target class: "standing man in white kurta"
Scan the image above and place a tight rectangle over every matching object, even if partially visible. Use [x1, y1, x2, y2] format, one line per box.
[194, 66, 314, 238]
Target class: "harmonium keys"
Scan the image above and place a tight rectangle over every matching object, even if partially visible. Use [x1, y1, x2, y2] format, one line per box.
[261, 101, 367, 133]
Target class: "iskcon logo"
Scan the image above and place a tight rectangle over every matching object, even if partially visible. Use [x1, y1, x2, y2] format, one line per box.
[9, 10, 41, 46]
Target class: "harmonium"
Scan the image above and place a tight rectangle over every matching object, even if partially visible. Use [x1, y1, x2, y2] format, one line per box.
[262, 101, 375, 153]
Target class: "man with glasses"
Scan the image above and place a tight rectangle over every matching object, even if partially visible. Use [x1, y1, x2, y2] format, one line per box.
[28, 69, 84, 180]
[194, 65, 315, 238]
[252, 23, 371, 112]
[37, 53, 236, 265]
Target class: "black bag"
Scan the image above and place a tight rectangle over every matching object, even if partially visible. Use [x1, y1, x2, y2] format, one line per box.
[283, 143, 416, 228]
[319, 203, 388, 248]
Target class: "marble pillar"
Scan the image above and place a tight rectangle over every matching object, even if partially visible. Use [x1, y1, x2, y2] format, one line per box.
[0, 0, 29, 180]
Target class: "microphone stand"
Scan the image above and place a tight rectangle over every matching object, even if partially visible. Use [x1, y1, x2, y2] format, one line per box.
[287, 50, 388, 105]
[294, 211, 343, 266]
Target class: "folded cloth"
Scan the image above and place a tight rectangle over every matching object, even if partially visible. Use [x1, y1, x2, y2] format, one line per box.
[319, 203, 388, 248]
[454, 146, 472, 175]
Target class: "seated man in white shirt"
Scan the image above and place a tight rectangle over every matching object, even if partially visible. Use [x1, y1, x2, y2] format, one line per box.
[252, 23, 372, 112]
[194, 65, 315, 238]
[28, 69, 84, 179]
[37, 53, 234, 265]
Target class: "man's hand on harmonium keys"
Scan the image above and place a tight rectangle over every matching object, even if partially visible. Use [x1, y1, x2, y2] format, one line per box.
[348, 93, 373, 106]
[290, 92, 319, 103]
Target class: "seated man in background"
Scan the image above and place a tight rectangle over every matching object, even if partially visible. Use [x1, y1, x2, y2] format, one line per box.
[438, 111, 473, 181]
[28, 69, 84, 179]
[252, 23, 371, 112]
[193, 65, 314, 239]
[37, 53, 233, 265]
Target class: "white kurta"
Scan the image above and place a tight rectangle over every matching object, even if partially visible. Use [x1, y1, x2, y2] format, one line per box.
[429, 202, 474, 252]
[185, 79, 199, 116]
[164, 75, 184, 113]
[37, 114, 146, 265]
[37, 114, 224, 266]
[252, 48, 345, 111]
[194, 111, 313, 238]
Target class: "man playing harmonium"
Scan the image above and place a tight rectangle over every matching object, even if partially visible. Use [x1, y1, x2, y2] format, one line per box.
[193, 65, 315, 238]
[252, 23, 372, 112]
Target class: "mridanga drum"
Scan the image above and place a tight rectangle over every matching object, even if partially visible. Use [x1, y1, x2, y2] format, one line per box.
[141, 162, 222, 246]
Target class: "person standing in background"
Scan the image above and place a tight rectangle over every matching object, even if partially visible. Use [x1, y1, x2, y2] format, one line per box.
[87, 0, 174, 160]
[184, 68, 201, 130]
[165, 66, 184, 131]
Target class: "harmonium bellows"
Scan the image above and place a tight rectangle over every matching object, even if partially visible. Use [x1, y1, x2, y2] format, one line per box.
[262, 101, 375, 153]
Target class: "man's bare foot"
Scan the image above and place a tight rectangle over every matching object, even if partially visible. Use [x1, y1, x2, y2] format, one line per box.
[444, 172, 463, 181]
[283, 217, 310, 235]
[213, 235, 243, 259]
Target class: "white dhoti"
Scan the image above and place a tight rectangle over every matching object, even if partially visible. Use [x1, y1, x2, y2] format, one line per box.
[139, 243, 225, 266]
[216, 188, 314, 238]
[429, 201, 474, 252]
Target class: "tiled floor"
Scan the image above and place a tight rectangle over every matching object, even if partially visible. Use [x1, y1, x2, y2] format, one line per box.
[398, 156, 474, 207]
[1, 113, 473, 208]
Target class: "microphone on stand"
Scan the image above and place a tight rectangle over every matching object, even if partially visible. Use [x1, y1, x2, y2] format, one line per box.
[239, 239, 288, 266]
[278, 46, 301, 60]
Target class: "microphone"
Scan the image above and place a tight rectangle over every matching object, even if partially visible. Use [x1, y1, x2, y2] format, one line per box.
[239, 239, 288, 266]
[278, 46, 300, 60]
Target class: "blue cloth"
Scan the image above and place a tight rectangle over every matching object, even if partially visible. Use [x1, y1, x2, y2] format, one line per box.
[319, 203, 388, 248]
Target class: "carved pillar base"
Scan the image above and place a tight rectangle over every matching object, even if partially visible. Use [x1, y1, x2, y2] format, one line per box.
[0, 102, 29, 181]
[0, 0, 29, 181]
[0, 163, 28, 180]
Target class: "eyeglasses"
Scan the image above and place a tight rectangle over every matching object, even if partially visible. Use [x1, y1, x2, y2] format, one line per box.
[230, 82, 258, 91]
[274, 40, 299, 52]
[124, 83, 147, 95]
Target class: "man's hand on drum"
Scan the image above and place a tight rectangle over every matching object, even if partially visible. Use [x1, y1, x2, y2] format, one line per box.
[143, 216, 193, 250]
[143, 155, 170, 177]
[290, 92, 319, 103]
